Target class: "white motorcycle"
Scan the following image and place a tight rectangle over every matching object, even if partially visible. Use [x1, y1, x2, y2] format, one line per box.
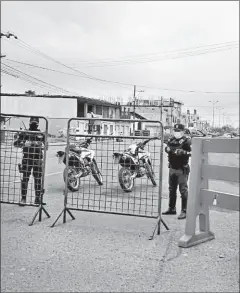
[56, 137, 103, 191]
[113, 138, 157, 192]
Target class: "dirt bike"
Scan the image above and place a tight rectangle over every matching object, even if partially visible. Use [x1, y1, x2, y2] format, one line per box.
[113, 138, 158, 192]
[56, 137, 103, 192]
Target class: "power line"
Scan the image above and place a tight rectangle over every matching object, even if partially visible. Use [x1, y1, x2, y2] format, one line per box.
[1, 67, 70, 94]
[4, 58, 239, 95]
[57, 41, 239, 65]
[70, 43, 239, 68]
[1, 63, 81, 95]
[4, 58, 131, 90]
[4, 37, 239, 94]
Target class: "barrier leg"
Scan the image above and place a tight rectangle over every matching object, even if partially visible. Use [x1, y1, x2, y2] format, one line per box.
[29, 204, 51, 226]
[51, 208, 75, 228]
[149, 216, 170, 240]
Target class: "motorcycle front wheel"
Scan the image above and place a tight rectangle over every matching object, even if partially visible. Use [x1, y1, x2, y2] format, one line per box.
[91, 159, 103, 185]
[145, 162, 157, 186]
[119, 167, 134, 192]
[63, 167, 80, 192]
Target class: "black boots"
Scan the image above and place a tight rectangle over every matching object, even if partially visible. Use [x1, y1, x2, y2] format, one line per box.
[34, 190, 42, 205]
[162, 196, 177, 215]
[178, 210, 186, 219]
[19, 196, 26, 206]
[162, 207, 176, 215]
[178, 196, 187, 220]
[34, 196, 41, 205]
[162, 196, 187, 219]
[19, 195, 42, 206]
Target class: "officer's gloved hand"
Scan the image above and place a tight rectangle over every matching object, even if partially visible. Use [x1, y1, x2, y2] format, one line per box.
[175, 149, 186, 156]
[165, 146, 171, 153]
[25, 141, 31, 147]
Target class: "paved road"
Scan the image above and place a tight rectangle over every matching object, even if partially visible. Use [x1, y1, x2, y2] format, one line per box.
[1, 142, 239, 292]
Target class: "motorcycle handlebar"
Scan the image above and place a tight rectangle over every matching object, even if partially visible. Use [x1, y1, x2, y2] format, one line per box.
[79, 137, 93, 147]
[137, 137, 159, 148]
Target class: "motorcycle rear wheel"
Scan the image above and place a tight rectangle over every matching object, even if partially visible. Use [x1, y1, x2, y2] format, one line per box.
[119, 167, 134, 192]
[63, 167, 80, 192]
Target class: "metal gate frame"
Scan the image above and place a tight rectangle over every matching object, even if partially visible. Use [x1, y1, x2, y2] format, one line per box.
[51, 118, 169, 238]
[0, 113, 50, 225]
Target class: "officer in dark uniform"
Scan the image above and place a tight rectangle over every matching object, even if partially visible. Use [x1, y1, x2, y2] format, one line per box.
[14, 117, 46, 206]
[162, 123, 191, 219]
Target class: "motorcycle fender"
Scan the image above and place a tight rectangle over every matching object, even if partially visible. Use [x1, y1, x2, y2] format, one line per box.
[140, 155, 149, 163]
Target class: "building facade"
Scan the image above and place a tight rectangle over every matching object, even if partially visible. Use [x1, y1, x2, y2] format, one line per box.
[0, 93, 131, 137]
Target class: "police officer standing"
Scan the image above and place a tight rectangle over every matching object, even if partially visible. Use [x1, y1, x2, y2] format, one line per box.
[14, 117, 46, 206]
[162, 124, 191, 219]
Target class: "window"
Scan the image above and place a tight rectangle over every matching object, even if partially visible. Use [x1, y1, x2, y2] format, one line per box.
[110, 125, 113, 134]
[96, 106, 102, 115]
[104, 124, 108, 134]
[103, 107, 109, 118]
[109, 108, 114, 118]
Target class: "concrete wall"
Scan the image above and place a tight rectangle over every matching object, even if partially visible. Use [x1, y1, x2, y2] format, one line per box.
[1, 95, 77, 118]
[1, 95, 78, 135]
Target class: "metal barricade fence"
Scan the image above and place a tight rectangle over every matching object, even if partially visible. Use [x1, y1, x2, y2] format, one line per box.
[52, 118, 169, 238]
[0, 113, 50, 225]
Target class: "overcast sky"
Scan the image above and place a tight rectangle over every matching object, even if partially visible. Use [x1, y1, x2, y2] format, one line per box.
[1, 1, 239, 126]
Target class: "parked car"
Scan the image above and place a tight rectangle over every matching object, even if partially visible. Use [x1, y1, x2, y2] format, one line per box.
[219, 132, 237, 138]
[184, 128, 209, 138]
[163, 128, 208, 144]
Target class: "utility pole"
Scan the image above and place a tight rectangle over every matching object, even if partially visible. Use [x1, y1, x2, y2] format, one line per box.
[209, 100, 219, 128]
[133, 85, 136, 133]
[1, 32, 18, 39]
[222, 113, 225, 126]
[132, 85, 144, 133]
[170, 97, 174, 127]
[1, 55, 6, 87]
[216, 107, 224, 127]
[1, 32, 18, 88]
[160, 96, 163, 121]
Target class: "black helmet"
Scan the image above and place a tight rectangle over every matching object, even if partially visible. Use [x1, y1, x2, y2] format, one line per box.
[29, 117, 39, 124]
[173, 123, 185, 131]
[29, 117, 39, 129]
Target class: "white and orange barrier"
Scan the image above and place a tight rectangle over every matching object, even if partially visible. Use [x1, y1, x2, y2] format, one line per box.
[179, 137, 239, 248]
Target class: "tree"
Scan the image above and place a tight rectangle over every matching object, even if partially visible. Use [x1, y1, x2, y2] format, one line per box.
[25, 90, 35, 96]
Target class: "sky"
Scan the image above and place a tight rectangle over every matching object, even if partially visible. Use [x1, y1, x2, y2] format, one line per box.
[1, 1, 239, 127]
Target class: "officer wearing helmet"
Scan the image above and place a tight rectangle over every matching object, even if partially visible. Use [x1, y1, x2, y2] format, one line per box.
[162, 123, 191, 219]
[14, 117, 46, 206]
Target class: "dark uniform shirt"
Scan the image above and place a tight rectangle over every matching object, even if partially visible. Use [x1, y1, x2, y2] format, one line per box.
[166, 135, 192, 170]
[14, 129, 45, 159]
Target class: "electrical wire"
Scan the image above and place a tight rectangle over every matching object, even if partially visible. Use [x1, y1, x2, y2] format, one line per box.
[42, 40, 240, 65]
[1, 63, 81, 95]
[70, 43, 239, 67]
[1, 67, 69, 94]
[3, 37, 239, 94]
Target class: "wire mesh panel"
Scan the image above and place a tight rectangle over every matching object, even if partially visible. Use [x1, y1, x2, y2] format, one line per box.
[0, 113, 50, 224]
[52, 118, 166, 233]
